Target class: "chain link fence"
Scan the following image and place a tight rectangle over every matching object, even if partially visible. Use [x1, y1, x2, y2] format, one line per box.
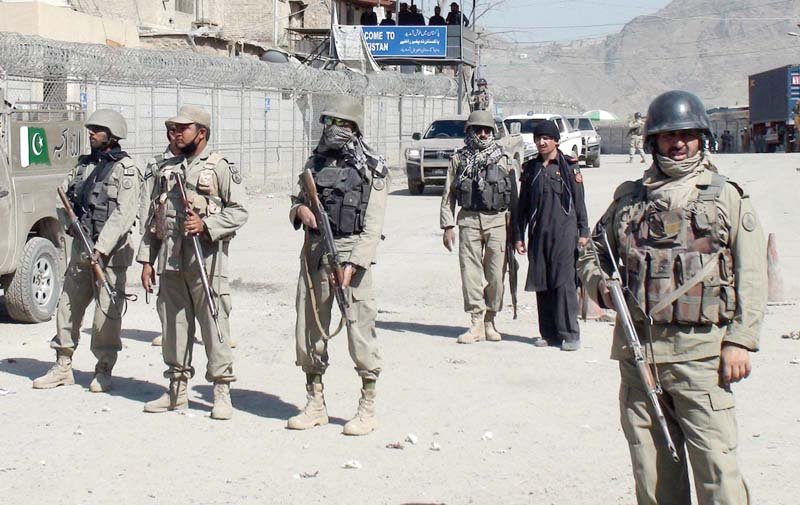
[0, 33, 460, 192]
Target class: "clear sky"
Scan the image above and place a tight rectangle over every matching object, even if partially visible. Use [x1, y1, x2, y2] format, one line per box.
[474, 0, 672, 44]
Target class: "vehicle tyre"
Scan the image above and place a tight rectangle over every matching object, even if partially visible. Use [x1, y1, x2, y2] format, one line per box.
[408, 180, 425, 195]
[592, 156, 601, 168]
[4, 237, 61, 323]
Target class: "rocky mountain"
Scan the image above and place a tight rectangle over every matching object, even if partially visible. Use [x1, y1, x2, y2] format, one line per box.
[487, 0, 800, 116]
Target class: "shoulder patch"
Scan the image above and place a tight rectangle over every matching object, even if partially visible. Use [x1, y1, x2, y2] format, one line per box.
[741, 212, 757, 232]
[372, 177, 386, 191]
[123, 167, 136, 177]
[229, 162, 242, 184]
[122, 177, 134, 189]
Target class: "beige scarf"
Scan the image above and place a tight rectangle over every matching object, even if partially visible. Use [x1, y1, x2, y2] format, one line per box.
[642, 152, 709, 209]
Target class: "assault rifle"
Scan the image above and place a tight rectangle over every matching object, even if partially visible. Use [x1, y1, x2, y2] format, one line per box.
[174, 174, 224, 343]
[57, 187, 118, 307]
[299, 169, 352, 332]
[589, 229, 680, 463]
[505, 212, 518, 319]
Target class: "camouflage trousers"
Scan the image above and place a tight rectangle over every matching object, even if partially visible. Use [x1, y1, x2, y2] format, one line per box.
[629, 135, 646, 159]
[157, 268, 235, 383]
[459, 224, 506, 314]
[619, 357, 750, 505]
[294, 249, 381, 380]
[51, 254, 127, 372]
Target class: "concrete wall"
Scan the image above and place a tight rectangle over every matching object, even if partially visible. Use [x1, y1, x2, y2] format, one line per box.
[0, 2, 140, 46]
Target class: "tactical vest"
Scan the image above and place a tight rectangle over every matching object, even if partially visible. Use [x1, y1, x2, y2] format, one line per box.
[69, 154, 135, 242]
[150, 152, 229, 240]
[615, 173, 736, 326]
[455, 157, 513, 212]
[311, 155, 372, 237]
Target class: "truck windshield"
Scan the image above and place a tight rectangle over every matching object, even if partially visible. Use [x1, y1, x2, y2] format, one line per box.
[504, 118, 546, 134]
[424, 120, 466, 139]
[577, 118, 595, 130]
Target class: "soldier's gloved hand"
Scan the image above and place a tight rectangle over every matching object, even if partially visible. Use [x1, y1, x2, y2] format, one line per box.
[141, 263, 156, 293]
[442, 228, 456, 251]
[297, 205, 318, 230]
[90, 249, 105, 265]
[720, 342, 752, 385]
[340, 263, 356, 288]
[598, 280, 613, 309]
[184, 209, 205, 235]
[515, 240, 527, 255]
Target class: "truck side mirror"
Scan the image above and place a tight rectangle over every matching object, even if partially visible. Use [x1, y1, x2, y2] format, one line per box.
[509, 122, 521, 135]
[412, 132, 422, 141]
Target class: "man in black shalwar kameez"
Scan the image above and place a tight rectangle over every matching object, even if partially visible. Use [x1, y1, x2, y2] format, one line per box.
[513, 120, 589, 350]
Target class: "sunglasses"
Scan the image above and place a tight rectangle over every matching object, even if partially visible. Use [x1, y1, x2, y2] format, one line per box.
[323, 116, 353, 127]
[472, 126, 493, 134]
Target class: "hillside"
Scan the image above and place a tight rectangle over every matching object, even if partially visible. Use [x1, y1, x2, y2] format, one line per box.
[487, 0, 800, 115]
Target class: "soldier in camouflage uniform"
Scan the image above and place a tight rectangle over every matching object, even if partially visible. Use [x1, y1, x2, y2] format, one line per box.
[138, 106, 248, 420]
[33, 110, 141, 393]
[628, 112, 647, 163]
[441, 110, 516, 344]
[470, 78, 494, 113]
[287, 96, 389, 436]
[578, 91, 767, 505]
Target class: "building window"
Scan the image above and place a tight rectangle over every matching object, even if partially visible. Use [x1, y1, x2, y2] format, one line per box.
[289, 1, 306, 28]
[175, 0, 195, 15]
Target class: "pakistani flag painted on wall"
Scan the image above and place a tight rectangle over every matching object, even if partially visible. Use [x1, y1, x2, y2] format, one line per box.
[19, 126, 50, 167]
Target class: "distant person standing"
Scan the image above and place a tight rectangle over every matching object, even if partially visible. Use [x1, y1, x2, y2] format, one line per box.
[409, 4, 426, 25]
[360, 7, 378, 26]
[514, 120, 588, 351]
[429, 6, 446, 25]
[446, 2, 469, 27]
[470, 78, 493, 112]
[628, 112, 646, 163]
[379, 10, 396, 26]
[397, 3, 412, 25]
[721, 130, 733, 153]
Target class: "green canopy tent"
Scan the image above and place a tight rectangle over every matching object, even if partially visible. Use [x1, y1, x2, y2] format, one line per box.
[583, 110, 618, 121]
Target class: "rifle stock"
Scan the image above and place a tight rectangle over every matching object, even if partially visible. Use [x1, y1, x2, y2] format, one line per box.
[57, 187, 117, 305]
[173, 175, 224, 343]
[299, 169, 352, 330]
[590, 231, 680, 463]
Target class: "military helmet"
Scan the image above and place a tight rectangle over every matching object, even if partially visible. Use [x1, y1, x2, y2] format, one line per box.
[476, 78, 487, 86]
[319, 96, 364, 133]
[85, 109, 127, 140]
[465, 110, 497, 133]
[644, 90, 711, 139]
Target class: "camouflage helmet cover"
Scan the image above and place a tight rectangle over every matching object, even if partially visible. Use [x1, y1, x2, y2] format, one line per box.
[319, 96, 364, 133]
[85, 109, 127, 139]
[465, 110, 497, 133]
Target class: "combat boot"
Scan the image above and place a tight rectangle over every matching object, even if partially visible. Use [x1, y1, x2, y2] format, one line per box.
[143, 379, 188, 413]
[343, 388, 377, 436]
[211, 382, 233, 420]
[484, 311, 502, 342]
[457, 312, 486, 344]
[287, 383, 328, 430]
[32, 355, 75, 389]
[561, 339, 581, 352]
[89, 365, 112, 393]
[627, 156, 633, 163]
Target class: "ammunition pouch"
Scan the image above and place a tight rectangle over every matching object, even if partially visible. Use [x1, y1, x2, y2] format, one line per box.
[313, 162, 370, 236]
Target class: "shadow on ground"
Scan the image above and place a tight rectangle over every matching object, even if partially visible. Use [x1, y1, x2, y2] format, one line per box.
[192, 384, 348, 425]
[376, 320, 542, 346]
[0, 357, 162, 403]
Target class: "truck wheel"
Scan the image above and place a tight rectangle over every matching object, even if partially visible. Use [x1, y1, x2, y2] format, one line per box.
[408, 180, 425, 195]
[592, 156, 601, 168]
[4, 237, 62, 323]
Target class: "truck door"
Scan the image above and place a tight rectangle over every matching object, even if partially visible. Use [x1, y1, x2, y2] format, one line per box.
[0, 146, 15, 272]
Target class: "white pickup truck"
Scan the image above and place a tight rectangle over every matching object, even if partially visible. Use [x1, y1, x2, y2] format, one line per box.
[503, 113, 583, 162]
[404, 115, 525, 195]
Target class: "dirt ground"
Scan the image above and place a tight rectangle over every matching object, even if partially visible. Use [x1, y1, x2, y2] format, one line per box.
[0, 154, 798, 505]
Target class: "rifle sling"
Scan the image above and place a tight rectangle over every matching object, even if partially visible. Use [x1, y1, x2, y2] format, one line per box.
[302, 232, 346, 341]
[646, 254, 720, 318]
